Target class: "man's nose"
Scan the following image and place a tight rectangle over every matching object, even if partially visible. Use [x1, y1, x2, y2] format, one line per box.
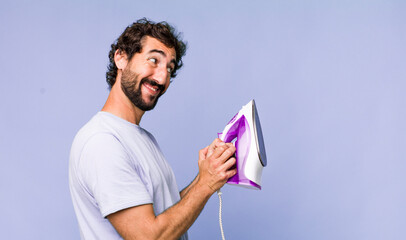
[152, 65, 169, 85]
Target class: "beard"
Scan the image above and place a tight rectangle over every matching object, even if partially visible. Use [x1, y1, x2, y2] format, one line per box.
[120, 68, 165, 111]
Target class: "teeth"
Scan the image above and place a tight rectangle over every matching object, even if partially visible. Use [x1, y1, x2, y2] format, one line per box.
[144, 83, 158, 92]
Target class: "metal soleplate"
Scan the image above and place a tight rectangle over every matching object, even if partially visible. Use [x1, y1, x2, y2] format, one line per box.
[252, 100, 267, 167]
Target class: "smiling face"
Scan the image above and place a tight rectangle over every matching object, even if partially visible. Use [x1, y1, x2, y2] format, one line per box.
[120, 36, 176, 111]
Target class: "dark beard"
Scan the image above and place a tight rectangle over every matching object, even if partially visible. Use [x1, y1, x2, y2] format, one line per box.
[120, 68, 165, 111]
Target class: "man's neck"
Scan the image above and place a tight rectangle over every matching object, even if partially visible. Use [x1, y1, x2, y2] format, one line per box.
[102, 83, 144, 125]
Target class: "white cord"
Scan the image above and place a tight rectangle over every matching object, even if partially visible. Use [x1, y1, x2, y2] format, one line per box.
[217, 189, 226, 240]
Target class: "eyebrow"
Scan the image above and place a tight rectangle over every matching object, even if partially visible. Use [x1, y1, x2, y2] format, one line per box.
[149, 49, 176, 66]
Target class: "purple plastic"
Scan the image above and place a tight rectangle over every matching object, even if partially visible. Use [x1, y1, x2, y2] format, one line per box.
[218, 115, 261, 190]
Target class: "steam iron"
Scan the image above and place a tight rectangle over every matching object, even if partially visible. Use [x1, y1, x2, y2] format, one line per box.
[218, 99, 267, 190]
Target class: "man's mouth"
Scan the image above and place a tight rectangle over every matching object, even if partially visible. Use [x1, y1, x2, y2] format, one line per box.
[144, 82, 159, 93]
[141, 79, 165, 96]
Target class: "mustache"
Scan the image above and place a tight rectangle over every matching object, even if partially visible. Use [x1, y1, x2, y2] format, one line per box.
[140, 78, 165, 93]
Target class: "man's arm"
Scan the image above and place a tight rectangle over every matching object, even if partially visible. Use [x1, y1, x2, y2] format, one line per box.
[107, 140, 236, 240]
[179, 174, 199, 198]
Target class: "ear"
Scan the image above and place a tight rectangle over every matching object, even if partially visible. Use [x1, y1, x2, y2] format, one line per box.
[114, 49, 128, 70]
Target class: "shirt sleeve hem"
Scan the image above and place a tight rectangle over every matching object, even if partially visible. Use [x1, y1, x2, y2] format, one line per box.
[101, 199, 153, 218]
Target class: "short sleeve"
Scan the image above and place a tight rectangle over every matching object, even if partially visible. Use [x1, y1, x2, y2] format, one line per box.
[79, 133, 153, 217]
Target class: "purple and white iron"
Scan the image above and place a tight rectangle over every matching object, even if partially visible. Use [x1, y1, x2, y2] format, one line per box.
[218, 99, 267, 190]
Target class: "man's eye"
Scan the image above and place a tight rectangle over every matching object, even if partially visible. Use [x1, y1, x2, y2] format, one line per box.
[149, 58, 157, 64]
[167, 67, 173, 73]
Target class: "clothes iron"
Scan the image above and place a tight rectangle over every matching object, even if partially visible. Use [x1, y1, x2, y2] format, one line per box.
[218, 99, 267, 190]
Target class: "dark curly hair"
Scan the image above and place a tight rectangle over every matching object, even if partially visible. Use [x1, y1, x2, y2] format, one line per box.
[106, 18, 187, 88]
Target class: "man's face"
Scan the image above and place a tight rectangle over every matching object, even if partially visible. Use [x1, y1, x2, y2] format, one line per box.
[120, 36, 176, 111]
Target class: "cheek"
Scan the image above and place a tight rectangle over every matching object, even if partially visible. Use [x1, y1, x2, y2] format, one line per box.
[166, 79, 171, 88]
[131, 61, 153, 76]
[161, 81, 171, 94]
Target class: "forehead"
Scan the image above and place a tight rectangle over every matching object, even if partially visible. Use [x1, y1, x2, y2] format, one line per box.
[140, 36, 176, 59]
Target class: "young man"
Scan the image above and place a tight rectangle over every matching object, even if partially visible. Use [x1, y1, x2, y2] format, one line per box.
[69, 18, 237, 240]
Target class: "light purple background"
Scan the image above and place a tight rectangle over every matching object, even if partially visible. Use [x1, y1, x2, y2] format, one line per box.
[1, 1, 405, 239]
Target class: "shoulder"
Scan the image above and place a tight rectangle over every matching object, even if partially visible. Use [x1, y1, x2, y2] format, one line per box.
[70, 113, 127, 167]
[72, 112, 121, 148]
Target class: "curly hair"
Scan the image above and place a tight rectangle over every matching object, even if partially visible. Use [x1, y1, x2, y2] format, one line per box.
[106, 18, 187, 88]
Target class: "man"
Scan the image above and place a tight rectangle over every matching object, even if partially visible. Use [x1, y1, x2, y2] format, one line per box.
[69, 18, 236, 240]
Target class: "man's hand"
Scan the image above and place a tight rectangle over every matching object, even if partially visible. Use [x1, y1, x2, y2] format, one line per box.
[197, 138, 237, 193]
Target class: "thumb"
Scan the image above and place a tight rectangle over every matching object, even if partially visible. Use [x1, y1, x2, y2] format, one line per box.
[199, 146, 209, 160]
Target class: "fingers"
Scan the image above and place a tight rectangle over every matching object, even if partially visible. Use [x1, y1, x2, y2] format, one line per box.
[211, 143, 235, 162]
[219, 144, 236, 162]
[206, 138, 236, 159]
[217, 158, 237, 184]
[207, 138, 222, 157]
[215, 139, 225, 147]
[221, 157, 236, 172]
[226, 167, 237, 179]
[198, 139, 237, 193]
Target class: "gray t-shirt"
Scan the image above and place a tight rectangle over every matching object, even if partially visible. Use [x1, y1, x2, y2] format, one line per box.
[69, 112, 188, 240]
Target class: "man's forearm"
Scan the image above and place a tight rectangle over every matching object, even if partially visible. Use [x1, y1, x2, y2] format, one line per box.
[180, 174, 199, 198]
[108, 180, 214, 240]
[155, 180, 213, 239]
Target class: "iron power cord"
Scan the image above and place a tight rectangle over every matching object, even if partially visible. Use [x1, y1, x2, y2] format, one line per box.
[217, 189, 226, 240]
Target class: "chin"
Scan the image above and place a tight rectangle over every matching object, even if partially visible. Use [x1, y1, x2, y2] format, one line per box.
[138, 97, 159, 111]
